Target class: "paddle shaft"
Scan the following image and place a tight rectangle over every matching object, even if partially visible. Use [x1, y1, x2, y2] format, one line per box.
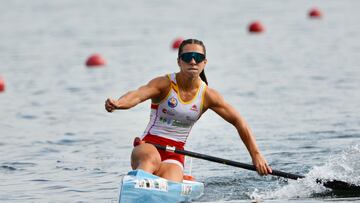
[150, 143, 360, 192]
[151, 143, 304, 180]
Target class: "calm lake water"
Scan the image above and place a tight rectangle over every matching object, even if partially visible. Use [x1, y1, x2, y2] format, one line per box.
[1, 0, 360, 202]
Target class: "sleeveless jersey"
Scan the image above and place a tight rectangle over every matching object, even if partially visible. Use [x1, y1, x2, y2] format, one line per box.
[142, 73, 207, 143]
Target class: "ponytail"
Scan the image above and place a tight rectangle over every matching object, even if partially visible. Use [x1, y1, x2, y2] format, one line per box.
[200, 70, 208, 85]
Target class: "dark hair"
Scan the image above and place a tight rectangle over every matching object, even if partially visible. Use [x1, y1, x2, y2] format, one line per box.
[178, 39, 208, 85]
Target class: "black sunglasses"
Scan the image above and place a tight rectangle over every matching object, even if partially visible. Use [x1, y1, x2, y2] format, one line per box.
[179, 52, 206, 64]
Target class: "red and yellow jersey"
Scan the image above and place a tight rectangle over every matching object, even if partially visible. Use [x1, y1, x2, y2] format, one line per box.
[142, 73, 207, 144]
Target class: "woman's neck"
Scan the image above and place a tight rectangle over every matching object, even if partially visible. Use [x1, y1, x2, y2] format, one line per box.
[176, 72, 200, 91]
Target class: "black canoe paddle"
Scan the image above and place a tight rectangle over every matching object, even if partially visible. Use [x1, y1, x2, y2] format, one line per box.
[151, 143, 360, 192]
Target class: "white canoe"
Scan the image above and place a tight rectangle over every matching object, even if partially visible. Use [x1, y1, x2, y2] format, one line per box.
[119, 170, 204, 203]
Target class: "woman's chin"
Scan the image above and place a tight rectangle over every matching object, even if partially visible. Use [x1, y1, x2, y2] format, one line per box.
[186, 71, 199, 77]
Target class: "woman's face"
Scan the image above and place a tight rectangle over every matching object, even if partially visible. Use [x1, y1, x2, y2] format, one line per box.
[178, 44, 207, 78]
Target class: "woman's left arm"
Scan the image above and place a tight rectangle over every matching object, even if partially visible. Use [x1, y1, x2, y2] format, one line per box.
[204, 87, 272, 175]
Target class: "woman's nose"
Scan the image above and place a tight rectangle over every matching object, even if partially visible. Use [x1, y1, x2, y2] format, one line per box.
[189, 57, 196, 64]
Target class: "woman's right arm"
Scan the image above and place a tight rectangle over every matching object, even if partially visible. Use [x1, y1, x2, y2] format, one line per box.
[105, 76, 169, 112]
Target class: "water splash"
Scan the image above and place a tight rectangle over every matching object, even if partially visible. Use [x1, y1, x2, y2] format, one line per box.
[249, 145, 360, 200]
[308, 145, 360, 186]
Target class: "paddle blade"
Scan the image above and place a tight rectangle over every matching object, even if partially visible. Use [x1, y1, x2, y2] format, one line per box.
[317, 179, 360, 192]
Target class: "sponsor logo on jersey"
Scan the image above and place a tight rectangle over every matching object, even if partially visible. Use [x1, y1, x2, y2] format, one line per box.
[167, 97, 178, 108]
[186, 116, 196, 122]
[159, 117, 191, 128]
[159, 117, 172, 125]
[190, 104, 198, 112]
[162, 108, 175, 116]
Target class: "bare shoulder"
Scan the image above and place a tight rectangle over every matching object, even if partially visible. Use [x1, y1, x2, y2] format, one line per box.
[146, 75, 171, 89]
[145, 74, 171, 102]
[203, 87, 225, 109]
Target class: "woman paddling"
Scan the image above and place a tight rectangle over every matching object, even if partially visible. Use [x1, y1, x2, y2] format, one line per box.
[105, 39, 272, 182]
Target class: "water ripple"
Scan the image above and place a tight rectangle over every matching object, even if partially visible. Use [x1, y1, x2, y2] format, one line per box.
[16, 113, 37, 120]
[1, 165, 17, 171]
[47, 138, 91, 146]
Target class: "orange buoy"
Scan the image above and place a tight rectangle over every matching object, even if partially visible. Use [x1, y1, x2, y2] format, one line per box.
[86, 54, 106, 67]
[0, 76, 5, 92]
[309, 8, 322, 18]
[171, 38, 183, 50]
[248, 21, 264, 33]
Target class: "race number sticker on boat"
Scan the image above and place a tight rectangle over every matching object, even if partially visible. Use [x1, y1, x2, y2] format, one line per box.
[181, 184, 192, 196]
[135, 178, 168, 192]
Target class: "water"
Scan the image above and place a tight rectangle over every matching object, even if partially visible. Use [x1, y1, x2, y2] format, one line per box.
[1, 0, 360, 202]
